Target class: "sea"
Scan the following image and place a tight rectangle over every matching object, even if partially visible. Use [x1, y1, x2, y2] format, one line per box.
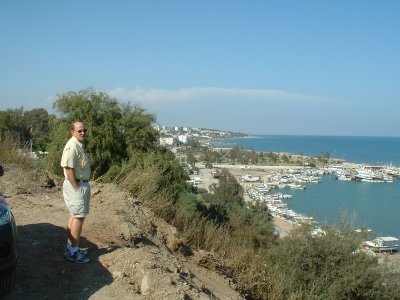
[213, 135, 400, 237]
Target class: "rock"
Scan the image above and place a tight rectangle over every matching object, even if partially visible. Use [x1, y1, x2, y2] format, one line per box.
[140, 274, 150, 295]
[116, 222, 144, 244]
[40, 177, 56, 188]
[112, 271, 125, 279]
[92, 188, 101, 195]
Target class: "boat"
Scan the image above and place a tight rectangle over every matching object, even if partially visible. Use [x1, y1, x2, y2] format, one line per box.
[337, 174, 353, 181]
[363, 237, 400, 253]
[286, 183, 306, 190]
[241, 174, 260, 182]
[354, 167, 393, 183]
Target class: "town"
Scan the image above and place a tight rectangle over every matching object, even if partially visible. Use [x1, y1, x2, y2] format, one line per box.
[156, 125, 248, 148]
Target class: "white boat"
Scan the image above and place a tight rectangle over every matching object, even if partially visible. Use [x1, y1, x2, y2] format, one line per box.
[337, 174, 352, 181]
[354, 167, 393, 183]
[286, 183, 306, 190]
[363, 237, 400, 253]
[241, 174, 260, 182]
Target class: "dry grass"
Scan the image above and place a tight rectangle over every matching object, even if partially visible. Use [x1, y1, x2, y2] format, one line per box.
[0, 132, 34, 169]
[171, 210, 232, 253]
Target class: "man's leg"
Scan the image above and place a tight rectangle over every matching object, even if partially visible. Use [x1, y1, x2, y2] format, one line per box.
[65, 216, 90, 263]
[67, 216, 85, 247]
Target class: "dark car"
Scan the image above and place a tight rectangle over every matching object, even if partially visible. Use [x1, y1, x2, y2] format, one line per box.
[0, 165, 19, 295]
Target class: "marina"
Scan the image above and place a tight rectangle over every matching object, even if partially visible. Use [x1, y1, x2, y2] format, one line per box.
[214, 135, 400, 239]
[240, 163, 400, 235]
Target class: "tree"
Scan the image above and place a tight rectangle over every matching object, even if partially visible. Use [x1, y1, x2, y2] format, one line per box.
[23, 108, 54, 151]
[0, 111, 10, 132]
[202, 169, 245, 224]
[229, 146, 242, 162]
[119, 103, 158, 154]
[0, 108, 54, 152]
[249, 149, 258, 164]
[47, 88, 159, 178]
[186, 151, 196, 168]
[317, 151, 330, 164]
[6, 107, 29, 142]
[266, 152, 278, 164]
[281, 153, 290, 163]
[259, 225, 399, 299]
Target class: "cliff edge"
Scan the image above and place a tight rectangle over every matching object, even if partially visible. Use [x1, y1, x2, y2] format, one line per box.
[1, 166, 243, 299]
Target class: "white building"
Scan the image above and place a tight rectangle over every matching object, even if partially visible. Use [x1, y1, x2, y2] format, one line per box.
[177, 134, 191, 144]
[159, 137, 175, 146]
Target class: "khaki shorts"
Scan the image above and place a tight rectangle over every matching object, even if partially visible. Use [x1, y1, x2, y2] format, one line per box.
[63, 179, 90, 218]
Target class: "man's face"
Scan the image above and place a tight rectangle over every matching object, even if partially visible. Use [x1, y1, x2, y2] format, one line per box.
[72, 122, 87, 143]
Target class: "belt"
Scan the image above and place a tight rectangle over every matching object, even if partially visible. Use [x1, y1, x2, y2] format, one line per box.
[76, 179, 89, 182]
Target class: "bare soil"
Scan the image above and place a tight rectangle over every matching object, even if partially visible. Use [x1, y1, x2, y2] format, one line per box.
[1, 166, 243, 300]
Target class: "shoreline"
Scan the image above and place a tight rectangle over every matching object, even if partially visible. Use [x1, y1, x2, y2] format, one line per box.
[273, 215, 297, 237]
[194, 162, 400, 238]
[195, 163, 306, 236]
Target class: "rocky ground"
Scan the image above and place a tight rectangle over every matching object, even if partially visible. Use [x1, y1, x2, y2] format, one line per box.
[1, 166, 243, 299]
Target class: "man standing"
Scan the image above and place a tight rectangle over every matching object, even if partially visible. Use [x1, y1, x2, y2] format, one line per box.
[61, 120, 91, 263]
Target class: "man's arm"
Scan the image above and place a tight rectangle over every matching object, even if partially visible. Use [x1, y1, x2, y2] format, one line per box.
[65, 167, 79, 190]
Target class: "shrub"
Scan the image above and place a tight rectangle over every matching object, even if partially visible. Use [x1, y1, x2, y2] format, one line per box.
[0, 132, 34, 169]
[46, 88, 158, 179]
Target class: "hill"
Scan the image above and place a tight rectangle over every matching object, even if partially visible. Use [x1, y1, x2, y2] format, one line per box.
[1, 166, 243, 299]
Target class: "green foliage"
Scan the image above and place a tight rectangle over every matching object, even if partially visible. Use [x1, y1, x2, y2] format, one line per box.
[0, 111, 10, 132]
[120, 103, 159, 154]
[258, 225, 397, 299]
[265, 151, 278, 164]
[199, 149, 219, 167]
[281, 153, 290, 163]
[228, 204, 276, 250]
[317, 151, 330, 164]
[0, 107, 54, 152]
[106, 149, 188, 219]
[183, 144, 326, 167]
[23, 108, 54, 151]
[229, 146, 243, 162]
[47, 88, 159, 178]
[5, 107, 28, 141]
[178, 192, 203, 213]
[186, 151, 196, 167]
[212, 169, 244, 207]
[307, 161, 317, 168]
[198, 170, 245, 224]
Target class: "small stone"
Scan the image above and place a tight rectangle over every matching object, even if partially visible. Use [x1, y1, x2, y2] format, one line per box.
[92, 188, 101, 195]
[112, 271, 125, 279]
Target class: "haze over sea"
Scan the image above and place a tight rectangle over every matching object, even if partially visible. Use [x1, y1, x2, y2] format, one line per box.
[215, 135, 400, 238]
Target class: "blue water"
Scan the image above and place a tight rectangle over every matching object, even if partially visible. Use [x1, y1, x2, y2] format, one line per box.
[216, 135, 400, 165]
[215, 135, 400, 237]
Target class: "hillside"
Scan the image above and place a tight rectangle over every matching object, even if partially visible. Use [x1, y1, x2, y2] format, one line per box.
[1, 166, 243, 299]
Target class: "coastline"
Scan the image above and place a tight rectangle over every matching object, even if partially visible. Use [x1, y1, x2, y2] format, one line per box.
[273, 216, 297, 237]
[195, 162, 400, 238]
[195, 163, 304, 236]
[219, 164, 301, 236]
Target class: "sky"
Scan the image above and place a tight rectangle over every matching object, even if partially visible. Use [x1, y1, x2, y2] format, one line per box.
[1, 1, 399, 136]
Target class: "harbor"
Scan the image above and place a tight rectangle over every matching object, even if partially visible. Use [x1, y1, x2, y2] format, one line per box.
[193, 162, 400, 239]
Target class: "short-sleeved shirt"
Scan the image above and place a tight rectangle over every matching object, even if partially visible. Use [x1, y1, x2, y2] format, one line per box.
[61, 136, 91, 180]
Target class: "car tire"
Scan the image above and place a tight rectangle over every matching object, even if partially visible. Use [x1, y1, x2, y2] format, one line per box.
[0, 268, 16, 296]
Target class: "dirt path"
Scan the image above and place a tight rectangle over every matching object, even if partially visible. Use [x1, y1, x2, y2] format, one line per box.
[1, 167, 243, 299]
